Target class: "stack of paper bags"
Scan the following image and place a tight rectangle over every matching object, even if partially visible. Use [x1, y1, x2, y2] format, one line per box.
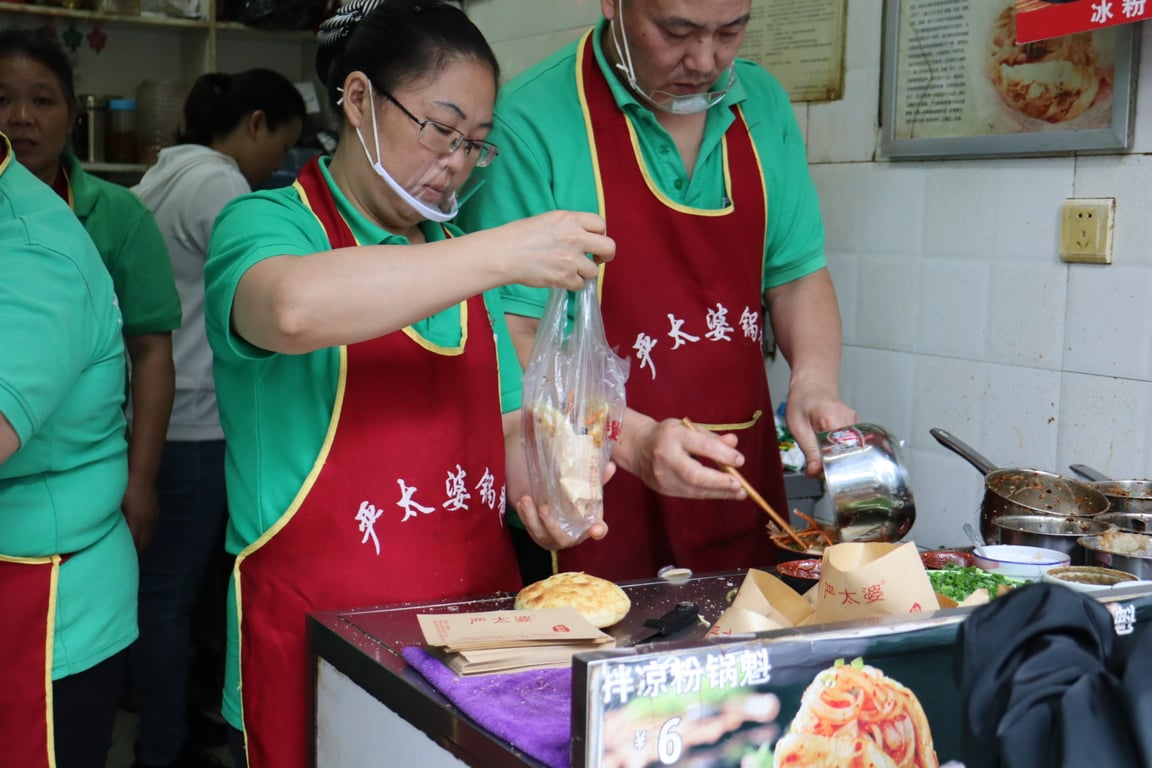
[417, 607, 615, 676]
[707, 541, 989, 638]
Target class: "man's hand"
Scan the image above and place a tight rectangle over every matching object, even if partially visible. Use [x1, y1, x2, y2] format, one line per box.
[784, 385, 857, 477]
[613, 412, 747, 499]
[121, 474, 159, 552]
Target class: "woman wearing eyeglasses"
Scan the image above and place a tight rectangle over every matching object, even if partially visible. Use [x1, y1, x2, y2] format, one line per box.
[203, 2, 614, 767]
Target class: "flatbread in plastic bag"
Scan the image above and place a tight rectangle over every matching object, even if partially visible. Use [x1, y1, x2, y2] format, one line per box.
[521, 280, 629, 538]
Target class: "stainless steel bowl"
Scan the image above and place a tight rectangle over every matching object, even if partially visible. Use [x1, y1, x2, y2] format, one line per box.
[818, 423, 915, 542]
[992, 514, 1115, 565]
[1078, 532, 1152, 580]
[1096, 512, 1152, 534]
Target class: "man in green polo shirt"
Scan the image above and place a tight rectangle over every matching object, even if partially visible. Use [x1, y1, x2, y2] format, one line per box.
[459, 0, 857, 582]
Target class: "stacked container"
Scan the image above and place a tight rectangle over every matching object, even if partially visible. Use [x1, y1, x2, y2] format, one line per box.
[135, 80, 187, 165]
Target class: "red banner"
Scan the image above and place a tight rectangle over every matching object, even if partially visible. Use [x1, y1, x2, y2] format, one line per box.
[1015, 0, 1152, 43]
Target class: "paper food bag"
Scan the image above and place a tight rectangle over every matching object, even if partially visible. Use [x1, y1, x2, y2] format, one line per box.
[806, 542, 939, 626]
[707, 570, 814, 638]
[708, 543, 954, 636]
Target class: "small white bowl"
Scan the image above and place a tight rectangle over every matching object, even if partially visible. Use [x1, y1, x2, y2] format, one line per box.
[973, 544, 1070, 580]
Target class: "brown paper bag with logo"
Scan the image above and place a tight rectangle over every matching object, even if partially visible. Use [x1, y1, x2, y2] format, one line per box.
[706, 569, 814, 638]
[804, 541, 938, 626]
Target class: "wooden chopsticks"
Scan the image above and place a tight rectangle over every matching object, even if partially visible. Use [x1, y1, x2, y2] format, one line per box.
[681, 418, 808, 550]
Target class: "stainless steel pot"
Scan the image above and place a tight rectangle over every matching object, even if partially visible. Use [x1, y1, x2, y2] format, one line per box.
[1096, 512, 1152, 534]
[818, 423, 915, 542]
[930, 428, 1111, 542]
[992, 514, 1115, 565]
[1070, 464, 1152, 515]
[1078, 532, 1152, 580]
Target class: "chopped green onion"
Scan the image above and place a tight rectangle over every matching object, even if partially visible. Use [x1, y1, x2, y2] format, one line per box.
[927, 563, 1025, 602]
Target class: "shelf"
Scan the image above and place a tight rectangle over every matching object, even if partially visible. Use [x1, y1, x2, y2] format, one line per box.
[0, 2, 212, 28]
[214, 20, 315, 40]
[81, 160, 147, 173]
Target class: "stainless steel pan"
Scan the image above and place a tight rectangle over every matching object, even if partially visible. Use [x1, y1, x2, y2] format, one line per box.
[1069, 464, 1152, 515]
[930, 428, 1111, 542]
[1078, 531, 1152, 580]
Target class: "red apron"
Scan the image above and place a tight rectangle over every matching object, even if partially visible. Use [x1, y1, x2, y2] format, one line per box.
[0, 554, 62, 768]
[236, 158, 521, 768]
[557, 33, 786, 580]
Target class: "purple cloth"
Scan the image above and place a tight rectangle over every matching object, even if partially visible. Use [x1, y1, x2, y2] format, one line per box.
[401, 646, 572, 768]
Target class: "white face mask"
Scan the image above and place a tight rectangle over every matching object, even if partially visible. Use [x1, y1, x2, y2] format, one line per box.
[610, 5, 738, 115]
[354, 79, 459, 223]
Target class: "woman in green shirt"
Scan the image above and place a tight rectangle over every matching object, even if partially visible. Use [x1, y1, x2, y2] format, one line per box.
[0, 30, 182, 554]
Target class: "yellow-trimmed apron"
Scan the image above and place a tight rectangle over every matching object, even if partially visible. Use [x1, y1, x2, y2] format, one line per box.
[234, 158, 521, 768]
[0, 554, 63, 768]
[557, 32, 787, 580]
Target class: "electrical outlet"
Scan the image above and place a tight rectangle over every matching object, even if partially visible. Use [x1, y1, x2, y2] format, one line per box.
[1060, 197, 1114, 264]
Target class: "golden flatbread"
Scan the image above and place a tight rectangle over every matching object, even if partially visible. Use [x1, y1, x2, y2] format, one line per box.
[514, 571, 631, 628]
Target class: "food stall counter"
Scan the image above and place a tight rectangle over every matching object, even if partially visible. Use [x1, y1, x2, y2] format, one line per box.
[310, 573, 1152, 767]
[308, 571, 747, 768]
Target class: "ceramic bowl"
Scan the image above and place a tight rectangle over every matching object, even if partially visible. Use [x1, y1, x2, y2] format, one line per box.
[776, 558, 822, 581]
[972, 544, 1070, 580]
[920, 549, 974, 570]
[1043, 565, 1140, 593]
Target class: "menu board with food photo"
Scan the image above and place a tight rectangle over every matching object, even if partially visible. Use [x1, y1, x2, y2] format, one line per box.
[574, 622, 965, 767]
[880, 0, 1138, 159]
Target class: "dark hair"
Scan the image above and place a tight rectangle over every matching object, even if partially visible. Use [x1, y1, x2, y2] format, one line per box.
[0, 29, 76, 109]
[315, 0, 499, 113]
[179, 68, 307, 146]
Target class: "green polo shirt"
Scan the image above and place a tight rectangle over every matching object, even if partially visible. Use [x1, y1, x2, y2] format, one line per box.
[0, 139, 136, 679]
[457, 18, 827, 319]
[64, 154, 181, 335]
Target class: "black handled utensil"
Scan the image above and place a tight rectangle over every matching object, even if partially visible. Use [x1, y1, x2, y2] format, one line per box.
[625, 601, 701, 645]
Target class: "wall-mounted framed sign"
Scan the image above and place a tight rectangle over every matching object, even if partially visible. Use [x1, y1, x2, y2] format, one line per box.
[741, 0, 848, 103]
[880, 0, 1139, 160]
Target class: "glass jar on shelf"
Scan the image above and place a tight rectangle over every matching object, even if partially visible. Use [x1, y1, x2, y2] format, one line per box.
[135, 79, 186, 165]
[73, 94, 109, 163]
[105, 98, 138, 164]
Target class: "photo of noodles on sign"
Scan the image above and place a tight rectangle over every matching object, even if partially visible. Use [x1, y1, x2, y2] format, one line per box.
[773, 658, 939, 768]
[880, 0, 1137, 158]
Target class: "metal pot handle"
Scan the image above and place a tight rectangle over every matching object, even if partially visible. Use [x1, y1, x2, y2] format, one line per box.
[1069, 464, 1111, 482]
[929, 428, 999, 476]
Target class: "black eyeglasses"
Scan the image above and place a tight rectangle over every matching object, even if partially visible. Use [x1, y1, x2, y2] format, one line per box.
[379, 90, 499, 168]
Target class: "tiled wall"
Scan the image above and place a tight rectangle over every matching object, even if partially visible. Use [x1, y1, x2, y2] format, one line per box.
[467, 2, 1152, 548]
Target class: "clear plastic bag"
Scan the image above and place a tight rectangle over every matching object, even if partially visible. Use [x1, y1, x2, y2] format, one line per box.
[521, 280, 630, 538]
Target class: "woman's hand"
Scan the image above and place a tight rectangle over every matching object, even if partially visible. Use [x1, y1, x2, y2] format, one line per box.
[495, 210, 614, 291]
[513, 462, 615, 550]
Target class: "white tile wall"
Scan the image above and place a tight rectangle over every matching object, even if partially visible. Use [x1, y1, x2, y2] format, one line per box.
[468, 3, 1152, 548]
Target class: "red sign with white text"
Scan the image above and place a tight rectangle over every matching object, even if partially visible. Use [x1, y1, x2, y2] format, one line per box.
[1015, 0, 1152, 43]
